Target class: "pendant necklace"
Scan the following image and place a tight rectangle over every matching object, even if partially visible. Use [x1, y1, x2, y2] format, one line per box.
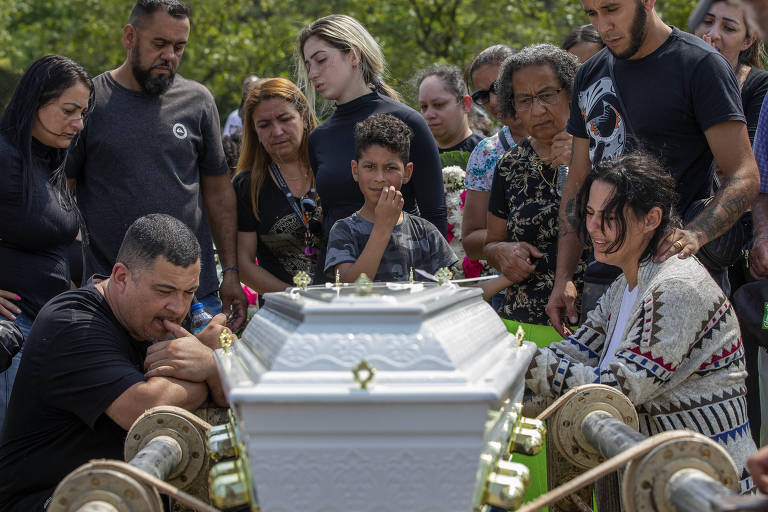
[529, 138, 558, 194]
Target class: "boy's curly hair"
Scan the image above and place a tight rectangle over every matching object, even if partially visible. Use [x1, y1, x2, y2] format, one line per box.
[353, 114, 413, 163]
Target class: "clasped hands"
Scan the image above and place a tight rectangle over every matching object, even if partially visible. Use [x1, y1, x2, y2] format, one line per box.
[143, 313, 230, 382]
[487, 241, 543, 283]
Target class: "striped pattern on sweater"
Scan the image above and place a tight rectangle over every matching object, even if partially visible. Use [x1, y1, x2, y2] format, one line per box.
[525, 256, 757, 493]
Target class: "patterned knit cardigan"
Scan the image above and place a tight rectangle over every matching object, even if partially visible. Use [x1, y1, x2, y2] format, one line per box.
[526, 256, 756, 492]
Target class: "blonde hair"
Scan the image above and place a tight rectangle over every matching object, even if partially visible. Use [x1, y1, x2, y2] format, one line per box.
[235, 77, 318, 221]
[295, 14, 400, 113]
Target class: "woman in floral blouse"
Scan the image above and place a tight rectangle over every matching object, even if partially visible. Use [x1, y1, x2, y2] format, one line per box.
[484, 44, 587, 338]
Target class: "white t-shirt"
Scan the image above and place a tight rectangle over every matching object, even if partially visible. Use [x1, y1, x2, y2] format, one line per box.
[222, 109, 242, 136]
[600, 284, 639, 372]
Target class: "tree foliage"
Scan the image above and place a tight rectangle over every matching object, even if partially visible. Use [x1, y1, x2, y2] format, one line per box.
[0, 0, 699, 117]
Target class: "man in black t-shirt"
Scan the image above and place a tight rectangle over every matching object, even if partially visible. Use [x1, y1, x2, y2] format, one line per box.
[546, 0, 759, 335]
[0, 214, 229, 512]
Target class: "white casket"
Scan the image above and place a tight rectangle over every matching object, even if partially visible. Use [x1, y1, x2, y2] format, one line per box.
[212, 281, 539, 512]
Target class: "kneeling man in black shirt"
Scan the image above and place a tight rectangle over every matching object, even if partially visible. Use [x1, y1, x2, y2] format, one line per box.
[0, 214, 229, 512]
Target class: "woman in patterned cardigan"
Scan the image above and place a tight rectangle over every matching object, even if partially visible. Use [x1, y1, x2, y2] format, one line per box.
[525, 152, 757, 493]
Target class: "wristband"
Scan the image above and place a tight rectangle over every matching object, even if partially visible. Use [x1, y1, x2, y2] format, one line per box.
[221, 265, 239, 274]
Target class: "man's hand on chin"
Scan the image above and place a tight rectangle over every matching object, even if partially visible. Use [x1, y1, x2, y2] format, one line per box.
[144, 320, 216, 382]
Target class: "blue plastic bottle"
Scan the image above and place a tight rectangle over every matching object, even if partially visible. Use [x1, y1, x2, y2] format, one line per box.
[190, 302, 213, 335]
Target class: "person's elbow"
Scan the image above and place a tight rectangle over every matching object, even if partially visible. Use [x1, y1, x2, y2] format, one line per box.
[106, 378, 209, 431]
[744, 160, 760, 204]
[725, 157, 761, 204]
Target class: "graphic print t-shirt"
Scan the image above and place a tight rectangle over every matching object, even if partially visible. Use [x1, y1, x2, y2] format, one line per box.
[567, 28, 744, 214]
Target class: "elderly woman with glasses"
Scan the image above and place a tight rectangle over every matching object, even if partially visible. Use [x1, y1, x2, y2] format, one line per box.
[484, 44, 587, 340]
[233, 78, 322, 303]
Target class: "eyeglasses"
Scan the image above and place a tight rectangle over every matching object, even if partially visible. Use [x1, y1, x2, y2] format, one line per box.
[514, 89, 564, 112]
[471, 81, 497, 106]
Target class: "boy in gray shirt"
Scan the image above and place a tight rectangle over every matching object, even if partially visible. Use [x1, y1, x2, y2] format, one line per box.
[325, 114, 456, 282]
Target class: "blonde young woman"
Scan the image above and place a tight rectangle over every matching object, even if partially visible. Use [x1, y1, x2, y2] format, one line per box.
[296, 14, 447, 278]
[233, 78, 321, 300]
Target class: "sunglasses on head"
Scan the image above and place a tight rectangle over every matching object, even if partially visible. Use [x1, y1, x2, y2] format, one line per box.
[471, 81, 497, 106]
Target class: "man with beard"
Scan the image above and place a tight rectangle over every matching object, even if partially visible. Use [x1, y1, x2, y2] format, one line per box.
[547, 0, 759, 335]
[65, 0, 246, 330]
[0, 214, 228, 511]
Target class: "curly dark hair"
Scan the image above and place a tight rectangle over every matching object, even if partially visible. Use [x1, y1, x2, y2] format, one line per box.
[353, 114, 413, 163]
[222, 133, 242, 169]
[575, 151, 681, 263]
[497, 44, 579, 120]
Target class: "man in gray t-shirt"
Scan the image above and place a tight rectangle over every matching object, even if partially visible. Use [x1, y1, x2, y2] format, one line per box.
[65, 0, 246, 328]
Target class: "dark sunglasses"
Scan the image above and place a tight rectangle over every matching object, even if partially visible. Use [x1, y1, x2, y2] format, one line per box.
[471, 81, 497, 106]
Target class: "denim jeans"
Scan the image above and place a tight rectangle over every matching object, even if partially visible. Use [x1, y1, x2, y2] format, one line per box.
[197, 292, 222, 316]
[0, 312, 33, 433]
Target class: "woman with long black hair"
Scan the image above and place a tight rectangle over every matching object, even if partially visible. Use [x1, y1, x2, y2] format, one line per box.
[0, 55, 92, 428]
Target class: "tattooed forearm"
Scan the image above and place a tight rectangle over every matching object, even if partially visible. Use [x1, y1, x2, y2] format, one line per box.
[686, 175, 753, 244]
[558, 198, 580, 238]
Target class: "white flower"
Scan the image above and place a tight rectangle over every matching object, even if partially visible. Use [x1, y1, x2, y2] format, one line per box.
[442, 165, 466, 194]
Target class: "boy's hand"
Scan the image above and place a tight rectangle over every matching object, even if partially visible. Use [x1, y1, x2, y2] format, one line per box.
[374, 186, 404, 228]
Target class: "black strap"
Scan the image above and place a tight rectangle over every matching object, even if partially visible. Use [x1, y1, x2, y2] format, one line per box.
[499, 126, 513, 152]
[270, 162, 317, 259]
[270, 162, 313, 230]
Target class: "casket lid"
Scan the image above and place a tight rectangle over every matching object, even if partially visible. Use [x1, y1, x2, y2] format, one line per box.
[216, 282, 536, 403]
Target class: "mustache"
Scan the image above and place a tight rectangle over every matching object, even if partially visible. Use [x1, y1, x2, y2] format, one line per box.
[152, 61, 173, 71]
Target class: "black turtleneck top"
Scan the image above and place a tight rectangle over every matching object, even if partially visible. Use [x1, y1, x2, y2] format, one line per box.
[308, 92, 447, 239]
[0, 135, 79, 318]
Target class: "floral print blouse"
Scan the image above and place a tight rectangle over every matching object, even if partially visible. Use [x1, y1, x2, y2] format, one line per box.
[464, 125, 515, 192]
[488, 138, 586, 324]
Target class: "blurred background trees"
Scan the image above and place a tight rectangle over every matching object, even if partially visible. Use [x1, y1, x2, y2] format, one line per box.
[0, 0, 698, 118]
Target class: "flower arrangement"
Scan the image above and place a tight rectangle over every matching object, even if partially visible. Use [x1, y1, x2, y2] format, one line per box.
[441, 165, 490, 279]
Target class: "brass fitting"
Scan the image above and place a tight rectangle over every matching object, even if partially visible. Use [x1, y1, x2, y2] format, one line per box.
[509, 416, 546, 456]
[206, 422, 237, 462]
[208, 458, 251, 509]
[495, 459, 531, 487]
[484, 471, 527, 510]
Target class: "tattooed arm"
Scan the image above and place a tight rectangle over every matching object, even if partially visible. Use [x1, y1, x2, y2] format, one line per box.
[546, 136, 591, 337]
[656, 121, 759, 261]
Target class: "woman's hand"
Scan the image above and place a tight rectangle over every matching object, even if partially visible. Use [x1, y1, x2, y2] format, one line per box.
[486, 241, 543, 283]
[0, 290, 21, 321]
[546, 279, 579, 338]
[550, 130, 572, 168]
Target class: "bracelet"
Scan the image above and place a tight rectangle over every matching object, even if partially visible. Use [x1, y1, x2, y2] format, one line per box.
[221, 265, 239, 274]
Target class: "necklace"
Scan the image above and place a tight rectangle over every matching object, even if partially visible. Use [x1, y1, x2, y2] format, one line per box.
[283, 174, 308, 181]
[529, 140, 558, 194]
[536, 163, 558, 194]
